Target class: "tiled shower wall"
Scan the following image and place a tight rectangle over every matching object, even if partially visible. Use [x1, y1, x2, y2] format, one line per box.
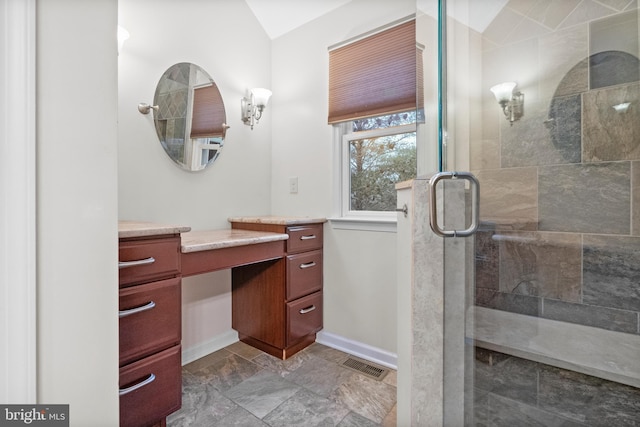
[154, 62, 190, 163]
[472, 1, 640, 335]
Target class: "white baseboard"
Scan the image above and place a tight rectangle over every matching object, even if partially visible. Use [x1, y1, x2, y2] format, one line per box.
[181, 330, 398, 370]
[181, 330, 239, 366]
[316, 331, 398, 370]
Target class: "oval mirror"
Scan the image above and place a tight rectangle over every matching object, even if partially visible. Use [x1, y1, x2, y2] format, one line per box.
[153, 62, 228, 171]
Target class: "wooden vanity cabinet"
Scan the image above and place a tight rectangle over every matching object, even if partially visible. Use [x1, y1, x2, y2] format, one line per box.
[230, 221, 324, 359]
[118, 235, 182, 427]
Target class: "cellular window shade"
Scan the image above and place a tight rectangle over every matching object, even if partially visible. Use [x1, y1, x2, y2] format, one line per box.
[328, 19, 418, 124]
[190, 84, 225, 138]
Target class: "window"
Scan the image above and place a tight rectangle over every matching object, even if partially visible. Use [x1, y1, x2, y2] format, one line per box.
[337, 113, 416, 224]
[328, 18, 421, 230]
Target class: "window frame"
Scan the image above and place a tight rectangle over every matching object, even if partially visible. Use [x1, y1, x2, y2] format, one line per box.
[331, 121, 417, 232]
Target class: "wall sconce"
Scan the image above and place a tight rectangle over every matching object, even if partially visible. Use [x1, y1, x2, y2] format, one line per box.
[137, 103, 158, 114]
[241, 88, 272, 130]
[490, 82, 524, 125]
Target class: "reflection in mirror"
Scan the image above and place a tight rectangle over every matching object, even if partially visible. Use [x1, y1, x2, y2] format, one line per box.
[153, 63, 228, 171]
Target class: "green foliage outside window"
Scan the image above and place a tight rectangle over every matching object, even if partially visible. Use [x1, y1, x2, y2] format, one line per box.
[349, 113, 417, 211]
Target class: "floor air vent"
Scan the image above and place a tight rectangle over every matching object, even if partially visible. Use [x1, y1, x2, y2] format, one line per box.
[342, 357, 389, 381]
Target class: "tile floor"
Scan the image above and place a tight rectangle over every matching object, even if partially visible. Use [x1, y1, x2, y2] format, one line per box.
[167, 342, 640, 426]
[167, 341, 397, 426]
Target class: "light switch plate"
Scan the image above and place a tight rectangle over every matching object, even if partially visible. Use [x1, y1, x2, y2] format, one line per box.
[289, 176, 298, 194]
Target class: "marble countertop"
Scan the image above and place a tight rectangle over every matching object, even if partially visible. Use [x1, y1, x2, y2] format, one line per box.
[395, 175, 434, 190]
[119, 220, 191, 239]
[181, 229, 288, 253]
[228, 215, 326, 225]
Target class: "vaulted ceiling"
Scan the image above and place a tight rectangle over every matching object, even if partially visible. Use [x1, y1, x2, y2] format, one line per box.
[244, 0, 351, 39]
[244, 0, 509, 39]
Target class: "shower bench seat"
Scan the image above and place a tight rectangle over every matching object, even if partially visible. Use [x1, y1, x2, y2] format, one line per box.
[471, 306, 640, 388]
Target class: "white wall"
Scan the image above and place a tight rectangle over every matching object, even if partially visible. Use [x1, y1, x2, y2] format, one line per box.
[36, 0, 119, 425]
[27, 1, 420, 424]
[271, 0, 415, 355]
[117, 0, 272, 359]
[118, 0, 416, 361]
[1, 0, 36, 403]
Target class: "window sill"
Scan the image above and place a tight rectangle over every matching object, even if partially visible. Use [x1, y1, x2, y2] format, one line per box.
[328, 216, 397, 233]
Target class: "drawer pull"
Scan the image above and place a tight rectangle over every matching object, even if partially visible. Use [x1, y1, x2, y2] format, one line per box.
[299, 261, 316, 269]
[300, 235, 316, 241]
[119, 301, 156, 318]
[119, 257, 156, 269]
[299, 305, 316, 314]
[119, 373, 156, 396]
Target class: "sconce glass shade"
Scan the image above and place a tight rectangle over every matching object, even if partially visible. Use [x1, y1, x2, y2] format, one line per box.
[490, 82, 517, 103]
[612, 102, 631, 113]
[242, 88, 272, 129]
[251, 88, 272, 107]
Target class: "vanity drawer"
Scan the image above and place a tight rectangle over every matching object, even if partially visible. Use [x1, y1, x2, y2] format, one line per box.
[119, 277, 181, 366]
[119, 236, 181, 287]
[119, 344, 181, 427]
[286, 224, 323, 253]
[287, 291, 322, 345]
[286, 250, 322, 301]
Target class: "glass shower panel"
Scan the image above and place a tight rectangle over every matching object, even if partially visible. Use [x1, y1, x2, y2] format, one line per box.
[434, 0, 640, 424]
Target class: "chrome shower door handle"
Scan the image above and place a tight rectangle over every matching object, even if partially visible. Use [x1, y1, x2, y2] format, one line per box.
[428, 171, 479, 238]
